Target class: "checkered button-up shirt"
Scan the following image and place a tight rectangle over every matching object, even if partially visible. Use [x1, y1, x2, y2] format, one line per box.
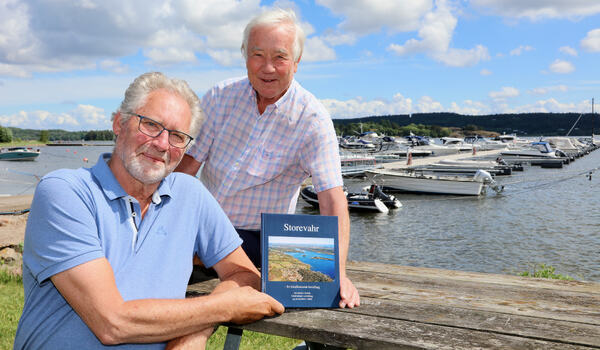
[188, 77, 342, 230]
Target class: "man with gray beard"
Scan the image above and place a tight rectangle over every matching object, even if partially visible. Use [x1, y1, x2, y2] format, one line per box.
[14, 72, 283, 350]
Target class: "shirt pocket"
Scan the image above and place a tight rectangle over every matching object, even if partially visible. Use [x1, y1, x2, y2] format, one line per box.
[246, 145, 288, 180]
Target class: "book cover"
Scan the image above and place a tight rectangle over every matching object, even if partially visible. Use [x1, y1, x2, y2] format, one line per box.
[261, 213, 340, 308]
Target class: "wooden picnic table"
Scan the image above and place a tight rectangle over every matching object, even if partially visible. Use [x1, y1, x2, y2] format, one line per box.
[187, 261, 600, 349]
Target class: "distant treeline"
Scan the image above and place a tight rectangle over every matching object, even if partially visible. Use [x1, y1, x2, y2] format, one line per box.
[333, 112, 599, 137]
[2, 127, 114, 142]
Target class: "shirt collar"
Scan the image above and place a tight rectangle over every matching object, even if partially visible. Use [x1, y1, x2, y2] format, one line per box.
[247, 78, 299, 124]
[91, 153, 172, 202]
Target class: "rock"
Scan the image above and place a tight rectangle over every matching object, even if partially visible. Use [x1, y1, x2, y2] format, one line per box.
[0, 247, 20, 263]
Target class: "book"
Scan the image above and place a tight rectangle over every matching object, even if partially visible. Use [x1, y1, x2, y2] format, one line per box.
[261, 213, 340, 308]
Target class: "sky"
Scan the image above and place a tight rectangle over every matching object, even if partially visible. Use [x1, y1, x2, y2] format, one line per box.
[0, 0, 599, 131]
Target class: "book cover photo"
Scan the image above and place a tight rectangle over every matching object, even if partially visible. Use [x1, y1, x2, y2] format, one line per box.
[261, 213, 340, 308]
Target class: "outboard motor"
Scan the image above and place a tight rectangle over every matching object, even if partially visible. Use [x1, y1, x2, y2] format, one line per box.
[473, 170, 504, 194]
[369, 184, 402, 208]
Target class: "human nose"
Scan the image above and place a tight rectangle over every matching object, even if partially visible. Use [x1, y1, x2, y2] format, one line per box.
[262, 57, 276, 73]
[151, 129, 171, 150]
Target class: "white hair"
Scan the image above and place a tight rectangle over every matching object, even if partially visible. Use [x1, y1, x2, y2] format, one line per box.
[241, 8, 305, 62]
[112, 72, 203, 146]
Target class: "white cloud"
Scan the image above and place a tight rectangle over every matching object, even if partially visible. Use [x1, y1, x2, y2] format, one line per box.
[471, 0, 600, 20]
[0, 105, 111, 131]
[387, 0, 489, 67]
[581, 28, 600, 52]
[559, 46, 578, 56]
[510, 45, 533, 56]
[303, 37, 337, 62]
[144, 48, 197, 66]
[99, 60, 129, 74]
[480, 69, 492, 76]
[549, 59, 575, 74]
[316, 0, 433, 34]
[432, 45, 490, 67]
[489, 86, 519, 100]
[529, 85, 568, 95]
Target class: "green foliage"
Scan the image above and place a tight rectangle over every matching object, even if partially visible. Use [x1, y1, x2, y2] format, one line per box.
[518, 264, 574, 280]
[0, 270, 24, 350]
[333, 112, 600, 136]
[207, 326, 302, 350]
[334, 120, 452, 138]
[0, 126, 13, 143]
[39, 130, 49, 143]
[84, 130, 115, 141]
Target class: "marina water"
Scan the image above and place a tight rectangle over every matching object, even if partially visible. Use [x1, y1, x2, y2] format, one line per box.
[2, 144, 599, 282]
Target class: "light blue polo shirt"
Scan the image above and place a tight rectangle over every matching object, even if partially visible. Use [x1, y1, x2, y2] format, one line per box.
[14, 153, 242, 349]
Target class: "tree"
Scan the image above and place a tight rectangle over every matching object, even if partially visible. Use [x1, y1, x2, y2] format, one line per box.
[0, 126, 13, 143]
[39, 130, 49, 143]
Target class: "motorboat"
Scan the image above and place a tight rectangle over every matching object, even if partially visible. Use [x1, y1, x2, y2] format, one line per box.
[405, 134, 461, 156]
[440, 137, 474, 152]
[0, 147, 41, 161]
[300, 184, 401, 214]
[366, 168, 503, 196]
[463, 136, 508, 151]
[501, 141, 566, 159]
[340, 152, 383, 177]
[414, 158, 513, 176]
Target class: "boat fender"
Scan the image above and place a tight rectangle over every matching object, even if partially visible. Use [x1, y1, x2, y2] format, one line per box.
[373, 199, 389, 214]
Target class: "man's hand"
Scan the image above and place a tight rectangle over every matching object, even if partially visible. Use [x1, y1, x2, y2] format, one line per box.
[339, 275, 360, 308]
[165, 327, 214, 350]
[217, 286, 285, 324]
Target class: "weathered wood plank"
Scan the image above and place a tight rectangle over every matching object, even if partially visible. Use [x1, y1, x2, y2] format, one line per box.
[341, 297, 600, 347]
[234, 309, 595, 350]
[347, 269, 600, 324]
[347, 261, 600, 294]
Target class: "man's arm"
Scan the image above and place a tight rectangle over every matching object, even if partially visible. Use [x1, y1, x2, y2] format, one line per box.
[51, 248, 283, 346]
[175, 153, 202, 176]
[317, 186, 360, 308]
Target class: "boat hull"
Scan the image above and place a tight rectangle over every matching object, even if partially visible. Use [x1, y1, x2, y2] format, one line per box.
[368, 170, 485, 196]
[0, 150, 40, 161]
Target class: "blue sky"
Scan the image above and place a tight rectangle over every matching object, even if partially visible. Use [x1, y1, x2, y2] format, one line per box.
[1, 0, 599, 131]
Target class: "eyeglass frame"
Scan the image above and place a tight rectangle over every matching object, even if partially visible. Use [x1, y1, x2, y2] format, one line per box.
[127, 113, 194, 149]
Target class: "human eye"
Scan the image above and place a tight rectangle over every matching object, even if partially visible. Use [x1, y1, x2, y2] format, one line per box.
[142, 119, 161, 130]
[169, 131, 186, 145]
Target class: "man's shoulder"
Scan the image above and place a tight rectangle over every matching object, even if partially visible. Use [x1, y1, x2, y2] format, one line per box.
[288, 80, 330, 119]
[40, 167, 92, 187]
[212, 76, 250, 93]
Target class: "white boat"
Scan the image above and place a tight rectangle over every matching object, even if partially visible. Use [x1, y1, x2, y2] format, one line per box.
[366, 168, 503, 196]
[405, 134, 461, 156]
[463, 136, 508, 151]
[417, 158, 513, 176]
[501, 141, 563, 159]
[0, 147, 41, 161]
[340, 152, 382, 176]
[440, 137, 474, 152]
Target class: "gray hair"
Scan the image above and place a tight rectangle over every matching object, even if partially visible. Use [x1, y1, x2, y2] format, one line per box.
[112, 72, 204, 147]
[241, 8, 305, 62]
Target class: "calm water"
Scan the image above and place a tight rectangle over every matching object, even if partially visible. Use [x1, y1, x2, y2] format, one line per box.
[2, 144, 599, 281]
[286, 249, 336, 279]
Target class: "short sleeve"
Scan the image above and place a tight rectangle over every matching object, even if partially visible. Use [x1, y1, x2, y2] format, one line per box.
[187, 88, 218, 163]
[301, 116, 343, 192]
[23, 176, 104, 284]
[193, 185, 242, 268]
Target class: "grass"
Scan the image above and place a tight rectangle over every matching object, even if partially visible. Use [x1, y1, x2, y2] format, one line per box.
[207, 326, 302, 349]
[518, 264, 574, 281]
[0, 269, 301, 349]
[0, 140, 45, 148]
[0, 270, 24, 350]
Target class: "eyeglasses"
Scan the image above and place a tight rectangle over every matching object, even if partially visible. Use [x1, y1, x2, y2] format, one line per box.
[130, 114, 193, 149]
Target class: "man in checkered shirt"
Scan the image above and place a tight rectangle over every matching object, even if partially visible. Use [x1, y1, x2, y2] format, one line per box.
[176, 8, 360, 309]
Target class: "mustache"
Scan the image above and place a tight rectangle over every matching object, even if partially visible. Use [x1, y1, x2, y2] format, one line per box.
[136, 143, 169, 163]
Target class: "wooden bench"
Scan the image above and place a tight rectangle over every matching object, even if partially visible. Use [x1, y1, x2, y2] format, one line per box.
[187, 261, 600, 349]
